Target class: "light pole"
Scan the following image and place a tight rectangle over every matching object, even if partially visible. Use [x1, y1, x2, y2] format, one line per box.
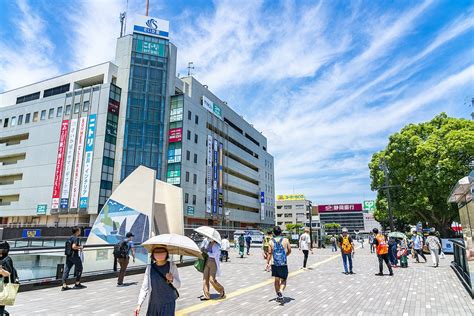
[379, 160, 395, 232]
[307, 200, 313, 247]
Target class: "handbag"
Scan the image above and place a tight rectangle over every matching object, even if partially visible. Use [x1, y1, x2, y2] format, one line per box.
[0, 275, 19, 306]
[193, 252, 208, 273]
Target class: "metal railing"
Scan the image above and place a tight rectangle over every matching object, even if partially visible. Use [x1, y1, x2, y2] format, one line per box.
[450, 239, 473, 298]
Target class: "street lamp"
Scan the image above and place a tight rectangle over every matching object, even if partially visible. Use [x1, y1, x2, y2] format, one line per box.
[379, 160, 395, 232]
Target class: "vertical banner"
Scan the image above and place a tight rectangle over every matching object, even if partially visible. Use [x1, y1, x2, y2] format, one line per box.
[60, 118, 78, 209]
[206, 135, 213, 214]
[218, 143, 223, 215]
[51, 120, 69, 209]
[213, 139, 218, 214]
[70, 117, 87, 209]
[79, 115, 97, 208]
[260, 191, 265, 220]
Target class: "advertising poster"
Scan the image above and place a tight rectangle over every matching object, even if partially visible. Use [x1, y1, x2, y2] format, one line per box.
[218, 143, 223, 215]
[70, 117, 87, 209]
[168, 127, 182, 143]
[212, 139, 218, 214]
[60, 118, 78, 209]
[260, 191, 265, 221]
[206, 135, 212, 213]
[51, 120, 69, 209]
[80, 114, 97, 208]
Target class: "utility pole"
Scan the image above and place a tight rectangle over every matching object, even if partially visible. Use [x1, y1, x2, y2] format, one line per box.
[380, 160, 395, 232]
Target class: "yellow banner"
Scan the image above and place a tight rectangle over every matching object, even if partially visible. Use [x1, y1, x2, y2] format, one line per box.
[277, 194, 305, 201]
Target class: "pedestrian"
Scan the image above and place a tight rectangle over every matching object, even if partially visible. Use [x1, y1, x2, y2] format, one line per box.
[388, 237, 398, 267]
[338, 228, 355, 275]
[134, 247, 180, 316]
[115, 232, 136, 286]
[220, 235, 230, 262]
[398, 237, 409, 268]
[373, 228, 393, 276]
[245, 233, 252, 255]
[426, 228, 442, 268]
[330, 236, 337, 252]
[0, 241, 18, 316]
[435, 231, 446, 259]
[299, 228, 313, 269]
[202, 238, 225, 300]
[263, 231, 272, 272]
[238, 233, 245, 258]
[411, 231, 427, 263]
[369, 234, 375, 253]
[266, 226, 291, 303]
[61, 227, 86, 291]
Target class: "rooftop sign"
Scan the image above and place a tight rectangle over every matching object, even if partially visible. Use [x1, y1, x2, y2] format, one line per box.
[133, 15, 169, 39]
[318, 204, 363, 212]
[277, 194, 305, 201]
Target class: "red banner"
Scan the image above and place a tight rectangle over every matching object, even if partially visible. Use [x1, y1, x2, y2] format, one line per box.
[51, 120, 69, 209]
[169, 128, 182, 143]
[318, 204, 363, 213]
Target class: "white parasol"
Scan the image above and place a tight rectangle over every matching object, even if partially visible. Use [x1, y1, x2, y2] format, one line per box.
[142, 233, 202, 258]
[194, 226, 222, 244]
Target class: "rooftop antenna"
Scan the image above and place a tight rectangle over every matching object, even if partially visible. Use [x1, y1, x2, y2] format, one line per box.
[187, 62, 195, 76]
[119, 12, 126, 37]
[146, 0, 149, 16]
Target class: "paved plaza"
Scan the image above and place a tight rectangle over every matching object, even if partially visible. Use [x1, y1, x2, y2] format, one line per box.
[11, 243, 474, 315]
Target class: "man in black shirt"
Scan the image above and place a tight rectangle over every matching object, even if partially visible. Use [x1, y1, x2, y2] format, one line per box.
[62, 227, 86, 291]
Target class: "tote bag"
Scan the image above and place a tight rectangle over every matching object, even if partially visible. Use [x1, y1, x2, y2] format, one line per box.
[0, 276, 19, 306]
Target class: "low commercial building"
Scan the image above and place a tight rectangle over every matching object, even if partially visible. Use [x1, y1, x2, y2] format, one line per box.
[275, 194, 311, 230]
[318, 203, 365, 234]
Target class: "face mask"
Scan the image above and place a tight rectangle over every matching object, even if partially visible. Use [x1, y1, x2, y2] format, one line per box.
[153, 252, 167, 261]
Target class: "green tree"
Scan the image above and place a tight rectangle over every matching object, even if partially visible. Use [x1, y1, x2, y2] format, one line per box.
[369, 113, 474, 236]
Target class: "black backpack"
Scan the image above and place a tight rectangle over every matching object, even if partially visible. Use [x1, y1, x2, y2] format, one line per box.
[113, 240, 129, 259]
[64, 238, 73, 257]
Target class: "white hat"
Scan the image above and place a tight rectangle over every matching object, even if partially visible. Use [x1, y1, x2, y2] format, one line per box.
[342, 228, 348, 233]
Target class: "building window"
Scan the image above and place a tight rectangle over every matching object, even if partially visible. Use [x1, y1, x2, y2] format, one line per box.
[65, 104, 71, 115]
[83, 101, 90, 112]
[186, 171, 190, 182]
[195, 115, 199, 125]
[192, 195, 196, 205]
[11, 117, 16, 126]
[57, 107, 63, 117]
[188, 110, 192, 120]
[40, 110, 46, 120]
[284, 205, 292, 209]
[187, 130, 191, 140]
[18, 115, 23, 125]
[25, 113, 30, 124]
[48, 108, 54, 119]
[194, 134, 198, 144]
[74, 103, 80, 114]
[3, 118, 8, 127]
[185, 193, 189, 203]
[193, 153, 197, 164]
[186, 150, 190, 161]
[193, 174, 197, 184]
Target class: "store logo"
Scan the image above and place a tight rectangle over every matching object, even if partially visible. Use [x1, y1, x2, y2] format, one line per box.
[146, 19, 159, 29]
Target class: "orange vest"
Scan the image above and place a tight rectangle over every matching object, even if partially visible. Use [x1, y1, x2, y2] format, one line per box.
[376, 234, 388, 255]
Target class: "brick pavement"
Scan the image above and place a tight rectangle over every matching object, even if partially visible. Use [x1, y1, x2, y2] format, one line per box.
[9, 243, 474, 315]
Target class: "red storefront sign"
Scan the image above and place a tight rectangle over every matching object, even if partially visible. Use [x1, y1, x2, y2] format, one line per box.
[169, 128, 182, 143]
[108, 99, 120, 114]
[318, 204, 363, 213]
[51, 120, 69, 209]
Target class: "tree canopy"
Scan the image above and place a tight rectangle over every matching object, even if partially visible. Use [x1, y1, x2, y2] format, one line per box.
[369, 113, 474, 235]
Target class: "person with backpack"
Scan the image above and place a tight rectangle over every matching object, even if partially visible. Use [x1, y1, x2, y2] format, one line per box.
[245, 233, 252, 255]
[0, 241, 18, 316]
[115, 232, 136, 286]
[373, 228, 393, 276]
[426, 228, 442, 267]
[298, 228, 313, 269]
[411, 232, 427, 263]
[266, 226, 291, 303]
[220, 235, 230, 263]
[238, 233, 245, 258]
[62, 227, 86, 291]
[369, 234, 375, 253]
[338, 228, 355, 275]
[134, 247, 181, 316]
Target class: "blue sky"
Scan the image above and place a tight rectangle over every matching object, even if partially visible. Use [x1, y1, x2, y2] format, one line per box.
[0, 0, 473, 205]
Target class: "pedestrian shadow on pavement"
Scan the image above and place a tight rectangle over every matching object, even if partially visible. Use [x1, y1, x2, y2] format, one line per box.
[268, 297, 295, 306]
[198, 294, 223, 301]
[120, 282, 138, 286]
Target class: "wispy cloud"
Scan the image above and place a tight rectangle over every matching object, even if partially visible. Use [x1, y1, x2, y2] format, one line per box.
[0, 0, 60, 91]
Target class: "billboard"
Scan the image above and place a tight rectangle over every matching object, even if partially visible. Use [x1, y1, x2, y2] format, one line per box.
[213, 139, 218, 214]
[363, 200, 376, 213]
[277, 194, 305, 201]
[218, 143, 223, 215]
[318, 204, 363, 213]
[136, 39, 165, 57]
[60, 118, 78, 209]
[206, 135, 212, 213]
[202, 95, 223, 120]
[169, 128, 182, 143]
[260, 192, 265, 221]
[70, 117, 87, 209]
[79, 115, 97, 209]
[133, 15, 169, 39]
[51, 120, 69, 209]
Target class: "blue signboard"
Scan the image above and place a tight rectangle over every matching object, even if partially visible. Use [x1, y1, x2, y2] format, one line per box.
[22, 229, 41, 238]
[79, 114, 97, 209]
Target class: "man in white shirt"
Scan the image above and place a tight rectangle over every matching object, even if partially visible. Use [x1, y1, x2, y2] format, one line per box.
[299, 228, 313, 269]
[220, 235, 230, 262]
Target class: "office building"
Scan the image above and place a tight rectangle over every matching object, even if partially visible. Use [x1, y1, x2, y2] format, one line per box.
[275, 194, 311, 229]
[318, 203, 365, 233]
[0, 15, 275, 229]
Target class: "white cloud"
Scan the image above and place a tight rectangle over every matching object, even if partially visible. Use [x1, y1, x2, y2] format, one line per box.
[0, 0, 60, 92]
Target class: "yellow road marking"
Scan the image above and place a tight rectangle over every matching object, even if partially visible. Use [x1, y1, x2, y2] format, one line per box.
[175, 252, 342, 316]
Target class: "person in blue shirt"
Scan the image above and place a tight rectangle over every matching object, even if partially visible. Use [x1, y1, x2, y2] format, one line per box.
[245, 234, 252, 255]
[117, 232, 136, 286]
[411, 232, 427, 263]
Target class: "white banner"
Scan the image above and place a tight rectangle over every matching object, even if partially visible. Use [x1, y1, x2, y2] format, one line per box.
[79, 115, 97, 209]
[206, 135, 213, 214]
[70, 117, 87, 209]
[60, 118, 78, 209]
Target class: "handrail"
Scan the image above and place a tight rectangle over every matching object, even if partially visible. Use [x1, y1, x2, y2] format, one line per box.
[450, 238, 465, 247]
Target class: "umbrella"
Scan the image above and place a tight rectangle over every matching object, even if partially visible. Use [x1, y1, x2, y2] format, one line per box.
[142, 234, 202, 258]
[194, 226, 222, 244]
[388, 232, 407, 240]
